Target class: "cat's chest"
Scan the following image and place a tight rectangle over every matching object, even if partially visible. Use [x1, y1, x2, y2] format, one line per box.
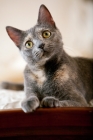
[31, 69, 46, 88]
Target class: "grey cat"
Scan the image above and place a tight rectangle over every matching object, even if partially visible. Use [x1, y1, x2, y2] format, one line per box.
[4, 5, 93, 112]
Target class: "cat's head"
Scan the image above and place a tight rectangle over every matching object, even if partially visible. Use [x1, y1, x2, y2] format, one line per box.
[6, 5, 63, 66]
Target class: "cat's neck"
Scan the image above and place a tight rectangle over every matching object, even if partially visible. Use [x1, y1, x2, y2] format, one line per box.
[44, 49, 70, 74]
[27, 49, 72, 75]
[45, 50, 76, 76]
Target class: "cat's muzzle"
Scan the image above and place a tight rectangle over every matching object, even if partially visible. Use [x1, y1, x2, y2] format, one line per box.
[33, 49, 44, 61]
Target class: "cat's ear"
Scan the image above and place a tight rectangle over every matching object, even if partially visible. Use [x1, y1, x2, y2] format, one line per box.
[6, 26, 23, 48]
[38, 5, 56, 28]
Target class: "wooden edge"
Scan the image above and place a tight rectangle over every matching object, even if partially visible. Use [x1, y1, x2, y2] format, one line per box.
[0, 106, 93, 112]
[0, 107, 93, 137]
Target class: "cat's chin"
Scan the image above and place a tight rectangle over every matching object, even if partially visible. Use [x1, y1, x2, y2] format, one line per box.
[36, 57, 49, 66]
[32, 48, 50, 62]
[33, 55, 49, 65]
[33, 51, 50, 66]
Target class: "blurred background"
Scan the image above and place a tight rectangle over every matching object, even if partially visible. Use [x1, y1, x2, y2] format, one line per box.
[0, 0, 93, 83]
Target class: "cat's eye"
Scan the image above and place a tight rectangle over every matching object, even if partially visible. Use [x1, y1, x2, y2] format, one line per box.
[42, 30, 51, 38]
[25, 41, 33, 49]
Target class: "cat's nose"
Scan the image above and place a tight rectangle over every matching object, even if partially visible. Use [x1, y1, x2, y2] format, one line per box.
[38, 43, 45, 50]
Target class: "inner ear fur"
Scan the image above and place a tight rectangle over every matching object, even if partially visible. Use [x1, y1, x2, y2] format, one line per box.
[6, 26, 23, 48]
[38, 5, 56, 27]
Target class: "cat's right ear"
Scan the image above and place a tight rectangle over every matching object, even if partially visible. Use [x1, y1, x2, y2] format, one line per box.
[6, 26, 23, 48]
[37, 5, 56, 28]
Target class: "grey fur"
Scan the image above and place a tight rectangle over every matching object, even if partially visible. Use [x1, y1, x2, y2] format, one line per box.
[5, 5, 93, 112]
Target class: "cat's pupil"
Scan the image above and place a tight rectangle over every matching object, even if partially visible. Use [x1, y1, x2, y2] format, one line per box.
[28, 43, 30, 46]
[45, 33, 48, 36]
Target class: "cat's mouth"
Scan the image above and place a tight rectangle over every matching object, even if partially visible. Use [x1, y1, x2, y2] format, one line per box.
[32, 45, 51, 61]
[33, 50, 44, 61]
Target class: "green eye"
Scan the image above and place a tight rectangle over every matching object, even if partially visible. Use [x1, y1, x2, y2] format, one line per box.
[25, 41, 33, 48]
[42, 30, 51, 38]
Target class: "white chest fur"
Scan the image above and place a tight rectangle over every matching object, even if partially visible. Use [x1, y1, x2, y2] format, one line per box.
[31, 69, 46, 88]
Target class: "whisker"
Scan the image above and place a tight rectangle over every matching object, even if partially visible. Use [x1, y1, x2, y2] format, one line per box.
[64, 46, 75, 53]
[63, 45, 81, 56]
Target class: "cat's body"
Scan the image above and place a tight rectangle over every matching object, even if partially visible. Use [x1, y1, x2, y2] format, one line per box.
[2, 5, 93, 112]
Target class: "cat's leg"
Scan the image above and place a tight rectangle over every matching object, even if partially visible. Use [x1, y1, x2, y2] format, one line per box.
[89, 99, 93, 107]
[21, 95, 40, 113]
[58, 93, 89, 107]
[21, 85, 40, 113]
[21, 66, 41, 113]
[59, 100, 88, 107]
[40, 94, 89, 107]
[41, 96, 60, 108]
[0, 82, 24, 91]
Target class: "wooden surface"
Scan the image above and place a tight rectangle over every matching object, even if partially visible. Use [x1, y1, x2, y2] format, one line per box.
[0, 107, 93, 140]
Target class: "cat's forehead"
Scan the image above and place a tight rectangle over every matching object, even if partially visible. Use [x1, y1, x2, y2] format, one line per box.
[28, 24, 56, 34]
[35, 24, 57, 32]
[24, 25, 54, 41]
[25, 26, 43, 38]
[24, 27, 36, 42]
[23, 26, 44, 44]
[34, 25, 50, 32]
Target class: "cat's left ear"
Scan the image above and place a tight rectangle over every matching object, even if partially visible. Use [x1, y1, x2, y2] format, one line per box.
[37, 5, 56, 28]
[6, 26, 24, 48]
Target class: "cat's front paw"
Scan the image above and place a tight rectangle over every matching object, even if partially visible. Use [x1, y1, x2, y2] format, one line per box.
[41, 97, 60, 108]
[21, 96, 40, 113]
